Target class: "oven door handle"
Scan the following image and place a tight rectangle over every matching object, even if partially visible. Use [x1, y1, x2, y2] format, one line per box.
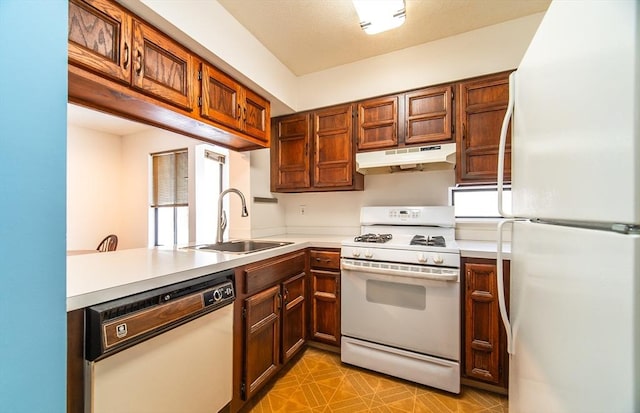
[341, 259, 459, 282]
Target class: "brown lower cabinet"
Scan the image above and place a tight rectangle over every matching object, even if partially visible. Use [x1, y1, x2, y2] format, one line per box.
[233, 251, 307, 412]
[462, 257, 510, 392]
[308, 249, 341, 347]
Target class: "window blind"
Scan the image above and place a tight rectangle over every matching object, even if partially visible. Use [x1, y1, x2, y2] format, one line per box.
[151, 150, 188, 207]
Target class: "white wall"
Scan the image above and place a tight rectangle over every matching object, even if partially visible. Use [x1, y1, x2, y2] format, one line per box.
[249, 149, 286, 237]
[67, 125, 124, 250]
[296, 13, 544, 111]
[276, 169, 455, 236]
[67, 123, 217, 250]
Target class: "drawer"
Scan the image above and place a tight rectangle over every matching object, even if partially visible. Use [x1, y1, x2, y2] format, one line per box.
[309, 249, 340, 270]
[244, 251, 306, 295]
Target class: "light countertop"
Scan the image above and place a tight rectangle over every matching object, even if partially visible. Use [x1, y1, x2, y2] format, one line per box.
[456, 240, 511, 260]
[67, 235, 349, 312]
[67, 234, 507, 312]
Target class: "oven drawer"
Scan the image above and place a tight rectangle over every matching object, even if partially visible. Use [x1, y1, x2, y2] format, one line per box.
[310, 250, 340, 270]
[342, 336, 460, 394]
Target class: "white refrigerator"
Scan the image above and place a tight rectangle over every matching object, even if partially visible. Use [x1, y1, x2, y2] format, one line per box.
[496, 1, 639, 412]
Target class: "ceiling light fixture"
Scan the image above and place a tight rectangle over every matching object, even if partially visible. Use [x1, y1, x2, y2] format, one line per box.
[353, 0, 406, 35]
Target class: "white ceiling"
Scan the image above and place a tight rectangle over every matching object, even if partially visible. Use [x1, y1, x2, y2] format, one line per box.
[217, 0, 551, 76]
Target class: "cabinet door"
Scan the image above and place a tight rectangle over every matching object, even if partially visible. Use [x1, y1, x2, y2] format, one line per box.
[464, 259, 510, 388]
[200, 63, 242, 130]
[68, 0, 132, 84]
[243, 88, 270, 143]
[404, 85, 454, 145]
[456, 73, 511, 183]
[357, 96, 398, 150]
[281, 273, 306, 363]
[310, 269, 341, 346]
[131, 20, 194, 111]
[313, 105, 354, 188]
[271, 114, 311, 191]
[244, 285, 280, 400]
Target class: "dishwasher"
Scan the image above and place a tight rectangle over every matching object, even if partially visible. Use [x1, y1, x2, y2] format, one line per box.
[84, 269, 235, 413]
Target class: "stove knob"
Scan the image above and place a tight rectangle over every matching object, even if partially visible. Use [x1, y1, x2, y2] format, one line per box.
[417, 253, 427, 263]
[364, 249, 373, 259]
[433, 254, 444, 265]
[352, 249, 361, 258]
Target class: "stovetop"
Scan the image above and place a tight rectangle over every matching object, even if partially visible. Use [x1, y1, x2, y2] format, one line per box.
[343, 232, 459, 254]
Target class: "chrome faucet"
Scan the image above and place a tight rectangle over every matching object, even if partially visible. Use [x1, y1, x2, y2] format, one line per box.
[216, 188, 249, 243]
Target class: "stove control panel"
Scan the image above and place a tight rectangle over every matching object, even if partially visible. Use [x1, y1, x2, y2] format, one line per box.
[388, 208, 421, 221]
[360, 206, 455, 227]
[341, 246, 460, 268]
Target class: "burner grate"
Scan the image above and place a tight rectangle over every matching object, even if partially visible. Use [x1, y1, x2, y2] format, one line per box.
[410, 235, 446, 247]
[354, 233, 393, 243]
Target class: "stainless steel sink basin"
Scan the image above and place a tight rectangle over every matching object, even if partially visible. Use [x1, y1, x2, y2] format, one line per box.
[185, 240, 293, 254]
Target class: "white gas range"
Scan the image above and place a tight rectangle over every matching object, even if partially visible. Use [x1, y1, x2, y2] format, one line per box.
[340, 206, 461, 394]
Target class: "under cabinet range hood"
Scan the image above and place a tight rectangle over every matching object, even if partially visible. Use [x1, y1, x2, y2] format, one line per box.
[355, 143, 456, 174]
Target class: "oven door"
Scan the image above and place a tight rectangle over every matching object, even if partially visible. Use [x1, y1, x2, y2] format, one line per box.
[341, 258, 460, 361]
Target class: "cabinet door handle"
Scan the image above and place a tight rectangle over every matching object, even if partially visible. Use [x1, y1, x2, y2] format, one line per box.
[462, 123, 468, 148]
[123, 42, 129, 70]
[283, 287, 289, 304]
[237, 104, 242, 120]
[244, 107, 247, 123]
[277, 293, 282, 310]
[315, 257, 331, 263]
[135, 49, 143, 75]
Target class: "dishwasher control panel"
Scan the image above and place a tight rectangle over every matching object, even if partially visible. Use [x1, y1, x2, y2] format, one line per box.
[203, 281, 235, 306]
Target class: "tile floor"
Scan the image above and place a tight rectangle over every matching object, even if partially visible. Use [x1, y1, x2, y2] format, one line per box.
[241, 347, 508, 413]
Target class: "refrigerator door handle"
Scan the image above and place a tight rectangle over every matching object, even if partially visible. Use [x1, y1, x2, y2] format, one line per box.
[497, 218, 522, 355]
[497, 72, 516, 218]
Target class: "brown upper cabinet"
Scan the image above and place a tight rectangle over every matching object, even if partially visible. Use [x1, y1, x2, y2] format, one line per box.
[356, 96, 398, 150]
[131, 20, 194, 111]
[271, 105, 364, 193]
[271, 114, 312, 191]
[404, 85, 454, 145]
[356, 85, 454, 151]
[456, 72, 512, 184]
[313, 105, 359, 189]
[68, 0, 132, 84]
[68, 0, 270, 151]
[200, 63, 270, 143]
[69, 0, 193, 111]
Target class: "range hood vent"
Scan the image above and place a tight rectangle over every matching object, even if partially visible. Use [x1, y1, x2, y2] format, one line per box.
[356, 143, 456, 175]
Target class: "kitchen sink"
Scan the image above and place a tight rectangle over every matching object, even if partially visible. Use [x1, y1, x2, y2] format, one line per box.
[185, 240, 293, 254]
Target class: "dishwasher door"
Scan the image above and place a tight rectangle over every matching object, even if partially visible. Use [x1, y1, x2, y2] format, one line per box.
[88, 304, 233, 413]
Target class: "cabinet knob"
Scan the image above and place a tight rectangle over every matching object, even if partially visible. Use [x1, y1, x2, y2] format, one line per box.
[123, 43, 129, 69]
[135, 49, 143, 75]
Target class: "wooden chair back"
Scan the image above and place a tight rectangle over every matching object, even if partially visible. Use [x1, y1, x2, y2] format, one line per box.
[97, 234, 118, 252]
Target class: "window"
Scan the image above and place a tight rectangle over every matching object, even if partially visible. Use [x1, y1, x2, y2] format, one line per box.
[151, 150, 188, 246]
[194, 149, 226, 244]
[449, 185, 512, 218]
